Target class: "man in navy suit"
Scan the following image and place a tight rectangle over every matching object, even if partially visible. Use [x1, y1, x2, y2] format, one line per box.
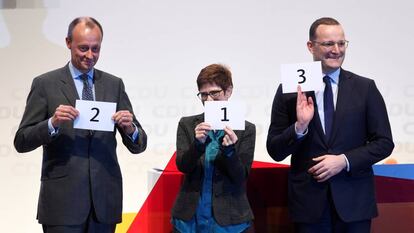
[14, 17, 147, 233]
[266, 17, 394, 233]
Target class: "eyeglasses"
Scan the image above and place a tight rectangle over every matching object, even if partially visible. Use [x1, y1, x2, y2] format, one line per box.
[312, 40, 349, 49]
[197, 89, 223, 100]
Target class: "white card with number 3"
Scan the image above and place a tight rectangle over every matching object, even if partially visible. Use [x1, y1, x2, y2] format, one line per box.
[74, 100, 117, 132]
[281, 61, 324, 93]
[204, 101, 245, 130]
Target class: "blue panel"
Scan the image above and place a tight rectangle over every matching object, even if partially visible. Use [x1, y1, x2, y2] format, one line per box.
[373, 164, 414, 180]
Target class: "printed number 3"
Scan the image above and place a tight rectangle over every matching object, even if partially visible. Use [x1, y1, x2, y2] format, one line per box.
[90, 107, 100, 122]
[297, 69, 306, 84]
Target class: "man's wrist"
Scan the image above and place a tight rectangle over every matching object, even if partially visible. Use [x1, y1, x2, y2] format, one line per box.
[295, 122, 308, 136]
[295, 122, 308, 134]
[48, 118, 59, 136]
[127, 124, 136, 135]
[129, 123, 139, 142]
[341, 154, 350, 172]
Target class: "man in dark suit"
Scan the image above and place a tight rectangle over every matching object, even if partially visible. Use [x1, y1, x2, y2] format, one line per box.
[14, 17, 147, 233]
[266, 17, 394, 233]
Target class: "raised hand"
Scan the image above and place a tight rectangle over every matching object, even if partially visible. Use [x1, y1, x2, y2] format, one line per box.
[296, 85, 314, 133]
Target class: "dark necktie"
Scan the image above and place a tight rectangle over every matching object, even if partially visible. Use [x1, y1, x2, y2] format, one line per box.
[323, 76, 334, 140]
[81, 74, 94, 101]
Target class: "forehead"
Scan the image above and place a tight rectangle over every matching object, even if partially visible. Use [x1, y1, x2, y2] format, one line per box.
[72, 23, 102, 43]
[199, 82, 221, 91]
[315, 24, 345, 41]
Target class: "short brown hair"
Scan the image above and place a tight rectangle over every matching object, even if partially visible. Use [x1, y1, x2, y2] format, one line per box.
[67, 17, 103, 41]
[309, 17, 340, 41]
[196, 64, 233, 91]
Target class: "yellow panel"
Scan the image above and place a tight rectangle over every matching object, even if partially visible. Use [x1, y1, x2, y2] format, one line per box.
[115, 213, 138, 233]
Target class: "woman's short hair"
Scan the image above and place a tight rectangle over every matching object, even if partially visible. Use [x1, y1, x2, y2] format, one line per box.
[196, 64, 233, 91]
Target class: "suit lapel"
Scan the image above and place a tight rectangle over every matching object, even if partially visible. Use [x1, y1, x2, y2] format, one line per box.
[193, 114, 205, 166]
[59, 65, 78, 106]
[94, 69, 105, 101]
[329, 69, 352, 144]
[59, 66, 106, 106]
[308, 91, 327, 144]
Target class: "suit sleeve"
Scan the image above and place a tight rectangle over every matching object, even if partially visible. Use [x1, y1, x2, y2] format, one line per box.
[175, 118, 204, 174]
[345, 80, 394, 174]
[266, 84, 306, 161]
[215, 123, 256, 185]
[14, 77, 55, 153]
[116, 79, 147, 154]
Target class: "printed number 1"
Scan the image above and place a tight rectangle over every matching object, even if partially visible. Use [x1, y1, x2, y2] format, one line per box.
[221, 107, 229, 122]
[297, 69, 306, 84]
[90, 107, 100, 122]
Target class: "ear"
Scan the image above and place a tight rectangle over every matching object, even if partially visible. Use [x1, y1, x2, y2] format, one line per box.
[307, 40, 314, 54]
[65, 37, 71, 49]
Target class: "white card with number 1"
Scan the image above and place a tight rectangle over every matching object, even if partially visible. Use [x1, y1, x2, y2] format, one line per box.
[281, 61, 324, 93]
[204, 101, 245, 130]
[74, 100, 117, 132]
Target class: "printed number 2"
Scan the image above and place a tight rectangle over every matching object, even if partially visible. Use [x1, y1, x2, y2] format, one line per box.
[90, 107, 100, 122]
[221, 107, 229, 122]
[297, 69, 306, 84]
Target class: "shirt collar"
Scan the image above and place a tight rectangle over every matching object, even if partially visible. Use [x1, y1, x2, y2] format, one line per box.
[68, 62, 94, 80]
[324, 68, 340, 84]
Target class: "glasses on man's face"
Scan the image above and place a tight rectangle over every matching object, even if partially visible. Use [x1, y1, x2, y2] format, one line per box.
[197, 89, 223, 100]
[312, 40, 349, 49]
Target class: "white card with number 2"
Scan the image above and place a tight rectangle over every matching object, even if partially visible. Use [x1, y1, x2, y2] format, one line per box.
[74, 100, 117, 132]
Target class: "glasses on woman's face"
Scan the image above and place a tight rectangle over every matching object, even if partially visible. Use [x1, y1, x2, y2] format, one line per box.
[197, 89, 223, 101]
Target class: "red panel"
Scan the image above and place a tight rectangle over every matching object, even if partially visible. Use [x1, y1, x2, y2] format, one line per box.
[128, 156, 414, 233]
[375, 176, 414, 203]
[127, 153, 182, 233]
